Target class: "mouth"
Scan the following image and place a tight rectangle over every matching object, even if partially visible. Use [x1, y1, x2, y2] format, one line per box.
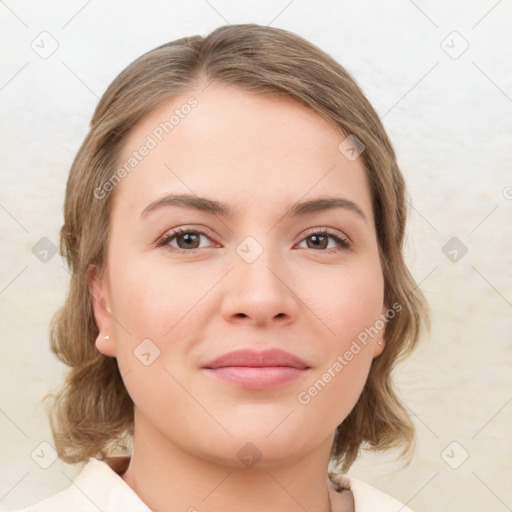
[202, 348, 311, 390]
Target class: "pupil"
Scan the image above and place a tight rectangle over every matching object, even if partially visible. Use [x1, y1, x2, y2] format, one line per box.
[309, 235, 327, 249]
[182, 233, 198, 248]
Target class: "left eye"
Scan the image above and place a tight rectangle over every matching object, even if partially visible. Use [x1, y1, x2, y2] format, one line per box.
[296, 230, 351, 251]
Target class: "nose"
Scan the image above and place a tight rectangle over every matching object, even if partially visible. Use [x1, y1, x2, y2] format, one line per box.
[221, 246, 299, 328]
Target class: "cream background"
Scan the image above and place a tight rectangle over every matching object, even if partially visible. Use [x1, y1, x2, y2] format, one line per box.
[1, 1, 511, 511]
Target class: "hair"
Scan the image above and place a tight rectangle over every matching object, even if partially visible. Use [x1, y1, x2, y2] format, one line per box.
[45, 23, 429, 473]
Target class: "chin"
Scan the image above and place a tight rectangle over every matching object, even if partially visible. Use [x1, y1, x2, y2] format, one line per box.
[193, 429, 318, 469]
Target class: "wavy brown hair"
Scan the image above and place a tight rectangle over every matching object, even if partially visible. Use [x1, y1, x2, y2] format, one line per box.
[45, 23, 429, 473]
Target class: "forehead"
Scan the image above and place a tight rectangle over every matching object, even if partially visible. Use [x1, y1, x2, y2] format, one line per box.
[110, 82, 373, 222]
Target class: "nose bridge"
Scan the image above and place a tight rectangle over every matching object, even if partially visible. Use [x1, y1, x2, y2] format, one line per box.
[234, 233, 286, 293]
[222, 232, 298, 324]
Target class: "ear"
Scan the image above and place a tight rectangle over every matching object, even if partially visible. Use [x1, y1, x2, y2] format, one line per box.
[88, 264, 116, 357]
[372, 303, 388, 358]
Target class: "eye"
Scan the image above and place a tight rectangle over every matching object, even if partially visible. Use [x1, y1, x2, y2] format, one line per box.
[157, 226, 352, 255]
[157, 227, 217, 254]
[296, 228, 352, 252]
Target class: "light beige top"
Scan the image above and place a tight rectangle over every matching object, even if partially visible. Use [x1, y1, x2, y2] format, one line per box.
[8, 456, 414, 512]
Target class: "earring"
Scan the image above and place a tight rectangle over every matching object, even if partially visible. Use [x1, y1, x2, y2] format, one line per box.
[104, 335, 110, 340]
[377, 341, 383, 345]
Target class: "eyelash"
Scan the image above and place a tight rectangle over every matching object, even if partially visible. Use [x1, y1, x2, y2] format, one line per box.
[156, 226, 352, 254]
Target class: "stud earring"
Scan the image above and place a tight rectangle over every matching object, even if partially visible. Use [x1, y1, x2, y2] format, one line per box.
[104, 335, 110, 340]
[377, 341, 383, 345]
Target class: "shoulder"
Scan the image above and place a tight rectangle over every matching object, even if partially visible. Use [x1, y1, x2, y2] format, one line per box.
[4, 458, 150, 512]
[350, 477, 414, 511]
[5, 486, 90, 512]
[329, 472, 414, 512]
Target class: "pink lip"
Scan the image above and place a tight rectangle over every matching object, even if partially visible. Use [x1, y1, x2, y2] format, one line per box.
[203, 348, 309, 369]
[202, 349, 310, 390]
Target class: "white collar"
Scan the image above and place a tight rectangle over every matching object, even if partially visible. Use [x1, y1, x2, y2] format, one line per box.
[16, 456, 413, 511]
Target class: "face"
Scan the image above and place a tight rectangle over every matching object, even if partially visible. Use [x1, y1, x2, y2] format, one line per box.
[90, 82, 386, 467]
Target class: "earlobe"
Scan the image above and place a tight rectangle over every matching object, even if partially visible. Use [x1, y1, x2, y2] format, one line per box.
[373, 336, 385, 358]
[374, 338, 384, 352]
[88, 264, 116, 357]
[95, 332, 116, 357]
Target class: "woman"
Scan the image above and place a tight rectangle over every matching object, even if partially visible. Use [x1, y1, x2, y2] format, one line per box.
[12, 23, 429, 511]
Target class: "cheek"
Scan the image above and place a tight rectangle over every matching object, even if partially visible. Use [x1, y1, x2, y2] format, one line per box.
[296, 350, 372, 435]
[295, 270, 382, 427]
[312, 264, 382, 376]
[107, 253, 222, 388]
[109, 255, 210, 338]
[106, 257, 203, 421]
[316, 263, 384, 347]
[291, 258, 383, 410]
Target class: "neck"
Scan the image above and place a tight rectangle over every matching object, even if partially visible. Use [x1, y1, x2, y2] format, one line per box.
[120, 410, 342, 512]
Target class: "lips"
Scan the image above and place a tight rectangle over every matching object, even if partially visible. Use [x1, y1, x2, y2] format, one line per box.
[202, 348, 309, 370]
[202, 348, 310, 390]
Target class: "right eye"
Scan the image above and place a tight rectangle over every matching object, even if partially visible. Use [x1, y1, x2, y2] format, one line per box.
[157, 227, 218, 254]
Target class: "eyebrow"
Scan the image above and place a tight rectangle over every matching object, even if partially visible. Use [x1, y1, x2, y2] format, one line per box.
[140, 193, 367, 223]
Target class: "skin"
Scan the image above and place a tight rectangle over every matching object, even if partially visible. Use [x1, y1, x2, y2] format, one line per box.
[90, 82, 386, 512]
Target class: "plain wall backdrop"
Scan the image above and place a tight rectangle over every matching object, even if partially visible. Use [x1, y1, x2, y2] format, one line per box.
[1, 1, 511, 510]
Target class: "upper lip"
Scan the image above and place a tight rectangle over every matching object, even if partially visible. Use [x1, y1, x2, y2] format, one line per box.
[202, 348, 309, 369]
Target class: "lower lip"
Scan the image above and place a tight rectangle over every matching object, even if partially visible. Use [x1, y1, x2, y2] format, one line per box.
[203, 366, 309, 390]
